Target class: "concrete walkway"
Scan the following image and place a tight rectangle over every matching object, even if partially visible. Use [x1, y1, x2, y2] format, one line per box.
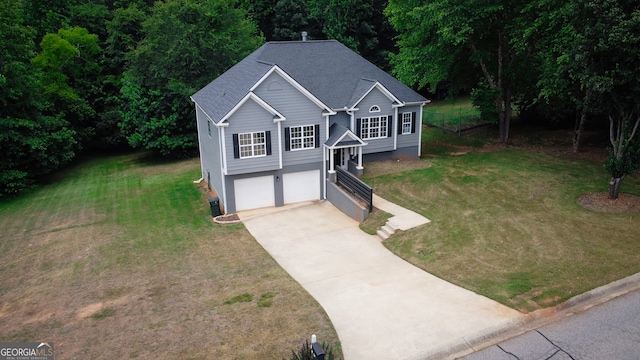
[239, 199, 521, 360]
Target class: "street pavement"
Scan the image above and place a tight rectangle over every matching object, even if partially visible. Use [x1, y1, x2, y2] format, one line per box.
[460, 289, 640, 360]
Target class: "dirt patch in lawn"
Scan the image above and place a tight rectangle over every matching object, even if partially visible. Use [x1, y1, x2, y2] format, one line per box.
[578, 192, 640, 213]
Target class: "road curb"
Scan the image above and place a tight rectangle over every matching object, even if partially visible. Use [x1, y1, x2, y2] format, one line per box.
[407, 272, 640, 360]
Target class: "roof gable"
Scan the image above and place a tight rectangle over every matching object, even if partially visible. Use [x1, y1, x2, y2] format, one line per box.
[192, 40, 427, 122]
[325, 123, 366, 148]
[250, 65, 334, 114]
[348, 81, 402, 110]
[221, 92, 285, 124]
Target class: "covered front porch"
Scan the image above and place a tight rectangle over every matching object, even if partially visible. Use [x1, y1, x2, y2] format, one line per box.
[324, 123, 367, 179]
[323, 124, 372, 221]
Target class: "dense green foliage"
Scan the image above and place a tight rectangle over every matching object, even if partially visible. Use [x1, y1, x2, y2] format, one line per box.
[0, 0, 77, 194]
[2, 0, 638, 196]
[387, 0, 639, 193]
[119, 0, 263, 158]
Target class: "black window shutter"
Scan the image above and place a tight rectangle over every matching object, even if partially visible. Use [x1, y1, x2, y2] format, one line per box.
[397, 115, 403, 135]
[232, 134, 239, 159]
[266, 131, 272, 155]
[411, 112, 417, 133]
[387, 116, 393, 137]
[284, 127, 290, 151]
[314, 124, 320, 148]
[356, 118, 361, 137]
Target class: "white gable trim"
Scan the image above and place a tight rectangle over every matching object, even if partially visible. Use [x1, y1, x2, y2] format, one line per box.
[251, 65, 336, 115]
[220, 92, 285, 124]
[325, 129, 367, 149]
[350, 82, 402, 110]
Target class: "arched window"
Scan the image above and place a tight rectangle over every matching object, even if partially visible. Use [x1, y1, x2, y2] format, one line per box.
[369, 105, 380, 113]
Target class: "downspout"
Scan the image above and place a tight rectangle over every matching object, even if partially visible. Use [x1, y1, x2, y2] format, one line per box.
[218, 124, 229, 212]
[322, 145, 327, 200]
[394, 106, 399, 150]
[347, 109, 355, 132]
[418, 103, 425, 158]
[276, 120, 283, 169]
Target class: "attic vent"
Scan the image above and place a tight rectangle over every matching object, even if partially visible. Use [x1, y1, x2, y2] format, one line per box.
[369, 105, 380, 113]
[302, 31, 308, 41]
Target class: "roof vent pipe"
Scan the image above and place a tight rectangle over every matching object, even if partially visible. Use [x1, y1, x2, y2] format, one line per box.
[302, 31, 308, 41]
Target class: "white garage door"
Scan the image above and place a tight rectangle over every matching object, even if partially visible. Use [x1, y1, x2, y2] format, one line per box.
[283, 170, 320, 204]
[234, 176, 275, 211]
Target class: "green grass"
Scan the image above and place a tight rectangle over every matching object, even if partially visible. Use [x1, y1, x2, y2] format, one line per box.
[359, 208, 392, 235]
[224, 293, 254, 305]
[0, 152, 340, 359]
[364, 128, 640, 312]
[91, 307, 115, 320]
[423, 97, 486, 131]
[258, 292, 276, 308]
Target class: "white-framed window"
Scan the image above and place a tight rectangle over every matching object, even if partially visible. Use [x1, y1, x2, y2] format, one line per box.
[369, 105, 380, 113]
[238, 131, 266, 158]
[290, 125, 315, 150]
[360, 116, 388, 139]
[402, 112, 413, 134]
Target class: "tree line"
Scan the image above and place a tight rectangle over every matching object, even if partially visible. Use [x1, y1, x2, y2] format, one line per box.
[1, 0, 638, 198]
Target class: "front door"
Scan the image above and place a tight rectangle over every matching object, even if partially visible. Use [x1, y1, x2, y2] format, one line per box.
[333, 148, 349, 170]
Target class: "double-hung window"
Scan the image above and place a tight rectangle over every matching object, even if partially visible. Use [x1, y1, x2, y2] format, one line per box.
[360, 116, 388, 139]
[290, 125, 315, 150]
[238, 131, 266, 158]
[402, 112, 413, 134]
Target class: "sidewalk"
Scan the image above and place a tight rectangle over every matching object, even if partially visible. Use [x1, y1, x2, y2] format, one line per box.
[373, 194, 431, 231]
[239, 199, 521, 359]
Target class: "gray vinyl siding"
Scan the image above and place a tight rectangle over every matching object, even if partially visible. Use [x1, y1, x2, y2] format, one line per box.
[225, 99, 281, 175]
[253, 72, 326, 166]
[330, 112, 350, 129]
[397, 105, 422, 149]
[196, 105, 224, 198]
[355, 87, 395, 154]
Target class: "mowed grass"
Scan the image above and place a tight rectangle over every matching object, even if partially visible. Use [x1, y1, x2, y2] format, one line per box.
[0, 153, 339, 359]
[363, 128, 640, 312]
[422, 96, 485, 131]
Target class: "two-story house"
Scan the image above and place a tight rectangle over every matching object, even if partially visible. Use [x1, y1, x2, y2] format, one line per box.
[192, 40, 428, 215]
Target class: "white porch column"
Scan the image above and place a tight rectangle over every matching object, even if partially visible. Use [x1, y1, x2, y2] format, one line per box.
[329, 148, 336, 173]
[357, 146, 363, 170]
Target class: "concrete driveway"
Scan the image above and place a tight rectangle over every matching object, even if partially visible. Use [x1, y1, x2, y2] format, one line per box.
[239, 200, 521, 360]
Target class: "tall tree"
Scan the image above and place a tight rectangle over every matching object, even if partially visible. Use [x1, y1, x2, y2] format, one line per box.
[120, 0, 263, 158]
[590, 0, 640, 199]
[101, 4, 150, 149]
[32, 26, 102, 148]
[309, 0, 396, 71]
[1, 0, 76, 195]
[536, 0, 605, 153]
[241, 0, 321, 41]
[387, 0, 542, 143]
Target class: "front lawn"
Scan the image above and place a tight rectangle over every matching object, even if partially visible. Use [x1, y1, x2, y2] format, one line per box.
[363, 128, 640, 312]
[0, 153, 339, 359]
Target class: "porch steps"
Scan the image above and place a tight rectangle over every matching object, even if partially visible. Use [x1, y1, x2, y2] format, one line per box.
[376, 220, 399, 241]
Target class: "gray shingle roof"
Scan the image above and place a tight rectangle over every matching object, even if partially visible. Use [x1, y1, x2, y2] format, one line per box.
[325, 123, 366, 148]
[192, 40, 427, 123]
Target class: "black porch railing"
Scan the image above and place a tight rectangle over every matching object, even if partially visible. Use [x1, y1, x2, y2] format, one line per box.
[335, 167, 373, 212]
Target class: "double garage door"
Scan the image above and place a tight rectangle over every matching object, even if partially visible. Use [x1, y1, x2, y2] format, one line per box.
[234, 170, 320, 212]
